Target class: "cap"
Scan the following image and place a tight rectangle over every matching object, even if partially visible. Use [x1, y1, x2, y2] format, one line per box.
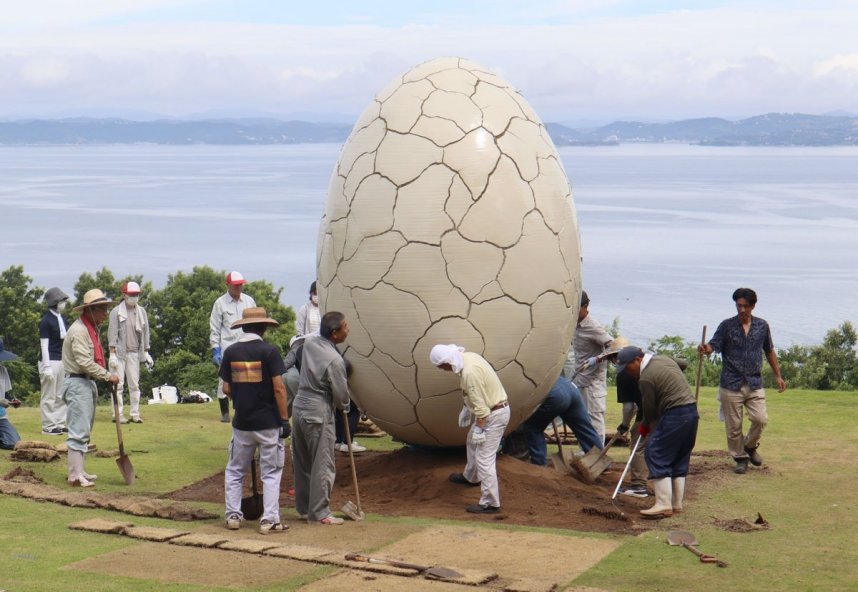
[616, 346, 644, 374]
[580, 290, 590, 307]
[226, 271, 246, 285]
[122, 281, 142, 295]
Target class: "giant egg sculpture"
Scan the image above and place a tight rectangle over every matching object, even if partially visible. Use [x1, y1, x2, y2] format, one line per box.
[317, 57, 581, 446]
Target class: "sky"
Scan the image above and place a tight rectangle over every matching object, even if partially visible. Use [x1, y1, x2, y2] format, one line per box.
[1, 1, 857, 124]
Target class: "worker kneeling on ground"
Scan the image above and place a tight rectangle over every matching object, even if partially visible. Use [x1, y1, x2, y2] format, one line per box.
[616, 346, 699, 519]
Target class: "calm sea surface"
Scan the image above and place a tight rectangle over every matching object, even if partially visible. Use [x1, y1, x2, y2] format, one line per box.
[1, 143, 856, 347]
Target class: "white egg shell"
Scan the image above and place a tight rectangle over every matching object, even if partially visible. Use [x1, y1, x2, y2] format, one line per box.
[317, 57, 581, 446]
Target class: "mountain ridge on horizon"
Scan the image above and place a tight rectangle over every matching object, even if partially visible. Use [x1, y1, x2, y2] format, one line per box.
[1, 112, 856, 146]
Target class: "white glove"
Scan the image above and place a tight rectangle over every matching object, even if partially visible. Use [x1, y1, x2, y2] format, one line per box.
[470, 426, 486, 446]
[144, 351, 154, 369]
[457, 405, 473, 428]
[41, 363, 53, 378]
[585, 356, 598, 369]
[108, 354, 120, 373]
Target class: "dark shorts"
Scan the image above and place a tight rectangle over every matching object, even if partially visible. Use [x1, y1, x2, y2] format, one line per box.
[645, 404, 699, 479]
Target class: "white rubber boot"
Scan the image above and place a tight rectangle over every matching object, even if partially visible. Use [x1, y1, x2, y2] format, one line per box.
[672, 477, 686, 513]
[640, 478, 673, 519]
[67, 450, 95, 488]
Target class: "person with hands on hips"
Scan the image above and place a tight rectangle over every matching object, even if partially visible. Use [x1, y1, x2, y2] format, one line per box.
[107, 281, 152, 424]
[219, 307, 289, 534]
[616, 345, 699, 519]
[210, 271, 256, 423]
[431, 344, 510, 515]
[61, 289, 121, 488]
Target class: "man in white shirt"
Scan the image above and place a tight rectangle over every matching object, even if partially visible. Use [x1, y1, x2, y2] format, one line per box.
[210, 271, 256, 422]
[108, 281, 153, 424]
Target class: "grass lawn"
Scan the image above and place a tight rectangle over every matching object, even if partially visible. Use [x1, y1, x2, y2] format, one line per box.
[1, 387, 856, 591]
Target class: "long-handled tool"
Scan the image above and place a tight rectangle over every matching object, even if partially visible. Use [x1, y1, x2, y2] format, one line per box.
[694, 326, 707, 401]
[549, 420, 572, 473]
[344, 552, 464, 580]
[110, 384, 135, 485]
[612, 434, 643, 499]
[667, 530, 728, 568]
[573, 429, 623, 483]
[340, 409, 365, 521]
[240, 453, 263, 520]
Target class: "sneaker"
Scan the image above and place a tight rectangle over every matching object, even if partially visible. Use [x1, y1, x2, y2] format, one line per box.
[130, 416, 143, 424]
[734, 459, 749, 474]
[336, 441, 367, 453]
[317, 515, 344, 525]
[220, 413, 230, 423]
[112, 416, 129, 424]
[745, 446, 763, 466]
[42, 427, 65, 436]
[226, 514, 242, 530]
[618, 485, 649, 498]
[258, 520, 289, 534]
[466, 503, 500, 514]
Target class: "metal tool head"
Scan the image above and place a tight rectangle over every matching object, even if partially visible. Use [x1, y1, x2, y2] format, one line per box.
[341, 500, 365, 521]
[667, 530, 699, 546]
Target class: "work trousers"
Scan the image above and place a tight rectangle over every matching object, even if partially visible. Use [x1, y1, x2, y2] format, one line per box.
[39, 359, 67, 431]
[62, 377, 97, 453]
[720, 385, 768, 460]
[292, 402, 337, 521]
[224, 427, 284, 524]
[0, 418, 21, 450]
[579, 382, 607, 443]
[628, 419, 649, 487]
[114, 352, 141, 420]
[463, 406, 510, 508]
[645, 404, 699, 480]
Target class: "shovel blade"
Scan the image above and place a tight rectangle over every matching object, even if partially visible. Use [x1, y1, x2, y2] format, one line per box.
[241, 494, 264, 520]
[667, 530, 699, 546]
[573, 447, 613, 483]
[425, 566, 465, 580]
[550, 451, 572, 473]
[341, 500, 365, 521]
[116, 454, 135, 486]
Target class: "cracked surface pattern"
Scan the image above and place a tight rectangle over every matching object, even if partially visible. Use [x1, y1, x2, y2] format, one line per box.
[317, 57, 581, 446]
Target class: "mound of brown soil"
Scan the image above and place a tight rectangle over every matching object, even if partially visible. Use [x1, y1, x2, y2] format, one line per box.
[168, 447, 657, 534]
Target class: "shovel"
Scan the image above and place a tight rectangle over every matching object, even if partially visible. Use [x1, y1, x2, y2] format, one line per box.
[549, 420, 573, 473]
[612, 434, 643, 499]
[667, 530, 728, 568]
[573, 429, 622, 483]
[240, 454, 263, 520]
[340, 409, 365, 521]
[344, 552, 464, 580]
[110, 384, 135, 485]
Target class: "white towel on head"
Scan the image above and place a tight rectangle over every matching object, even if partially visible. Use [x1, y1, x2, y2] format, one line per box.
[429, 344, 465, 373]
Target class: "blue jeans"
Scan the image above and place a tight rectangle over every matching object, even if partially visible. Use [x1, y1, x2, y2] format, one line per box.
[523, 377, 603, 465]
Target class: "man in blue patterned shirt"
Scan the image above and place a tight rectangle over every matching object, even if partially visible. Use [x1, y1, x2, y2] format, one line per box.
[699, 288, 786, 474]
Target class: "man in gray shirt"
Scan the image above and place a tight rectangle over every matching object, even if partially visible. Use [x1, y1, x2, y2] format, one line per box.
[291, 311, 351, 525]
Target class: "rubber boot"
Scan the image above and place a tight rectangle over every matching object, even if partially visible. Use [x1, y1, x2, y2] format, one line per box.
[67, 450, 95, 488]
[640, 477, 673, 519]
[672, 477, 686, 514]
[219, 397, 230, 423]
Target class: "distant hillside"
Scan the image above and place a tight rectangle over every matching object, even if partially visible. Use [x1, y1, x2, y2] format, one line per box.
[1, 113, 856, 146]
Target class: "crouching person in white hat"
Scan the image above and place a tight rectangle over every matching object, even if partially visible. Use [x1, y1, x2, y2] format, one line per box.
[616, 346, 699, 518]
[430, 344, 510, 515]
[107, 281, 153, 424]
[62, 289, 120, 487]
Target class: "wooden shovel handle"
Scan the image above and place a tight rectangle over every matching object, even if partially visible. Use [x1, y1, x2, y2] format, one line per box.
[344, 552, 428, 572]
[694, 326, 707, 401]
[110, 384, 126, 456]
[683, 543, 728, 567]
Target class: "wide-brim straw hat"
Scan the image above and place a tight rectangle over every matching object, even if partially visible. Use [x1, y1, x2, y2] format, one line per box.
[604, 335, 631, 357]
[231, 307, 279, 329]
[73, 289, 118, 312]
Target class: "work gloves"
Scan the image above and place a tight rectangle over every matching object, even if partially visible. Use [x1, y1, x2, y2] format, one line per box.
[638, 424, 651, 438]
[616, 423, 629, 435]
[41, 364, 53, 378]
[212, 347, 222, 367]
[144, 351, 154, 369]
[470, 426, 486, 446]
[458, 405, 473, 428]
[279, 418, 292, 439]
[0, 398, 20, 409]
[108, 354, 120, 373]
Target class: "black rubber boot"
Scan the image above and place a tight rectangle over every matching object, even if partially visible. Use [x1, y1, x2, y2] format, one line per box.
[744, 445, 763, 466]
[219, 397, 230, 423]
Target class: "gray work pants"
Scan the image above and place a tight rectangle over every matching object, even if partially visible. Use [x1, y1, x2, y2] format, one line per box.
[224, 427, 284, 524]
[292, 401, 337, 521]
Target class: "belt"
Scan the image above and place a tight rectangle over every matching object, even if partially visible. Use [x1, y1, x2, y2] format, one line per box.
[490, 401, 509, 411]
[69, 373, 90, 379]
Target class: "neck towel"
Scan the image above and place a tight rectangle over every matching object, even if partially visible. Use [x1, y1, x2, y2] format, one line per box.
[81, 312, 106, 369]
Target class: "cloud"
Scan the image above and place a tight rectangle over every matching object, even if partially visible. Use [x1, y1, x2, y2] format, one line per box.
[1, 4, 857, 120]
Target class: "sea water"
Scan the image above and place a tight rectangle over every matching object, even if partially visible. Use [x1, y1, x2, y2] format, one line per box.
[1, 143, 856, 347]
